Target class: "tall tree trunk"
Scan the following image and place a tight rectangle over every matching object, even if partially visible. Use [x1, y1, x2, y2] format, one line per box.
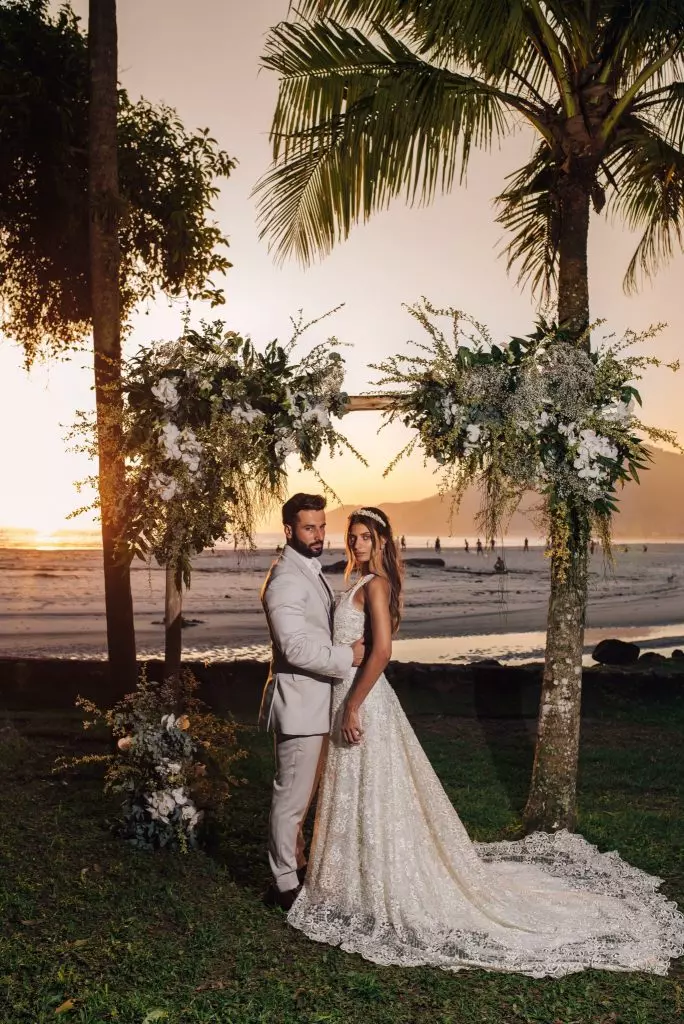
[556, 174, 591, 340]
[88, 0, 137, 692]
[164, 566, 183, 682]
[523, 172, 591, 834]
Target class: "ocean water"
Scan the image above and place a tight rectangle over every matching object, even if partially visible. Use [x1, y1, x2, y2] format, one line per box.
[1, 541, 683, 665]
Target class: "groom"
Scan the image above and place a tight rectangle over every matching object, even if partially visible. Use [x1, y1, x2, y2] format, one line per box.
[259, 492, 364, 910]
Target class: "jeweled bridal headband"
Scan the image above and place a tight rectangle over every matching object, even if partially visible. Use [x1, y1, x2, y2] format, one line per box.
[352, 508, 387, 527]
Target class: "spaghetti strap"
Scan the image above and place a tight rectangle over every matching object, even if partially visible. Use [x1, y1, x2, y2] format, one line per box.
[347, 573, 375, 600]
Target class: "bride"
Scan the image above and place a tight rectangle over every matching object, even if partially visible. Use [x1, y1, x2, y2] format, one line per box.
[287, 506, 684, 977]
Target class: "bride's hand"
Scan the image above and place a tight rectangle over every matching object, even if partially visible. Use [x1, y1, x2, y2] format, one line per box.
[341, 704, 364, 745]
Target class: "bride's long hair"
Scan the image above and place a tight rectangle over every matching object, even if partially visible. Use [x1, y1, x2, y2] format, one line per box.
[345, 507, 403, 633]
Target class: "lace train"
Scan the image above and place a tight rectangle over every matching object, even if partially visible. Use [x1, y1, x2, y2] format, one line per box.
[287, 578, 684, 978]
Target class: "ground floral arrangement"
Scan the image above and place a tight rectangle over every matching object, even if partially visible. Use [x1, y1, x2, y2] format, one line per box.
[72, 308, 363, 586]
[56, 670, 246, 851]
[374, 299, 680, 581]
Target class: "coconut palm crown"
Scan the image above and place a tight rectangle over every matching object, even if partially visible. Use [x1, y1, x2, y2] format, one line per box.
[256, 0, 684, 336]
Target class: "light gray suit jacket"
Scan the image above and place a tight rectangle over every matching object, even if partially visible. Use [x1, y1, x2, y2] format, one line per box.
[259, 544, 354, 734]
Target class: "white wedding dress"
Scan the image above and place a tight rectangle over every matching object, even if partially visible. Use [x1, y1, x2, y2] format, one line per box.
[288, 575, 684, 977]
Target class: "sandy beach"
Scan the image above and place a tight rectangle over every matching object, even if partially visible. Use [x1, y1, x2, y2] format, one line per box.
[1, 540, 682, 665]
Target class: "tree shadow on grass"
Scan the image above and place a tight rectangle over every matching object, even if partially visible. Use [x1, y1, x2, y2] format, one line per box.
[203, 724, 277, 893]
[472, 713, 536, 824]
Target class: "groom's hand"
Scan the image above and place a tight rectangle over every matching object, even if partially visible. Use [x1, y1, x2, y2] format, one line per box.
[351, 638, 365, 666]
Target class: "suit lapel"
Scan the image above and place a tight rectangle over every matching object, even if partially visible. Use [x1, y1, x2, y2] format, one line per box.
[280, 545, 332, 622]
[319, 570, 334, 606]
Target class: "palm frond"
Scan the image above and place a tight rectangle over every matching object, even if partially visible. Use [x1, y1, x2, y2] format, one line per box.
[597, 0, 684, 91]
[604, 119, 684, 293]
[255, 18, 514, 264]
[291, 1, 563, 87]
[495, 145, 559, 298]
[634, 81, 684, 152]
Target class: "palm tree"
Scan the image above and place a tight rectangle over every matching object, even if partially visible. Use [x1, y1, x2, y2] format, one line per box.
[88, 0, 137, 691]
[255, 0, 684, 831]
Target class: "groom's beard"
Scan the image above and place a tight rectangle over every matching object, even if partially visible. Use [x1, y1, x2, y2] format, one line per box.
[288, 535, 324, 559]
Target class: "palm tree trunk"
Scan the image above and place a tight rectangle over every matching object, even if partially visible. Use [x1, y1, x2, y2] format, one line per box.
[523, 172, 591, 834]
[556, 174, 591, 340]
[88, 0, 137, 692]
[164, 566, 183, 681]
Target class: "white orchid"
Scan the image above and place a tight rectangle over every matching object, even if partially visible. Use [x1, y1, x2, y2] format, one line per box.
[185, 806, 203, 827]
[558, 422, 578, 445]
[441, 395, 461, 426]
[150, 473, 179, 501]
[158, 422, 202, 475]
[160, 421, 183, 460]
[146, 790, 176, 823]
[230, 404, 264, 425]
[570, 429, 619, 492]
[302, 405, 331, 428]
[178, 428, 202, 474]
[463, 423, 484, 454]
[600, 398, 635, 425]
[151, 378, 180, 409]
[274, 429, 298, 462]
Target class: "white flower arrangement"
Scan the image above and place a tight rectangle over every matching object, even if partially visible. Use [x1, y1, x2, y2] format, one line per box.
[373, 299, 680, 580]
[114, 707, 204, 850]
[108, 309, 364, 587]
[57, 671, 247, 853]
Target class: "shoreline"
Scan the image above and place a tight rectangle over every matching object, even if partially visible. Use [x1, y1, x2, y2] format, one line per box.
[2, 542, 683, 664]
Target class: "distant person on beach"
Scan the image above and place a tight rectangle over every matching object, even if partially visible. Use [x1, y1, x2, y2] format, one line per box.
[434, 537, 441, 553]
[494, 556, 506, 573]
[400, 535, 406, 551]
[464, 539, 469, 554]
[490, 538, 495, 551]
[524, 537, 529, 553]
[277, 502, 684, 975]
[476, 538, 483, 555]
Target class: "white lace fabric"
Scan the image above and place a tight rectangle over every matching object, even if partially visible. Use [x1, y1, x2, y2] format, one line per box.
[287, 576, 684, 977]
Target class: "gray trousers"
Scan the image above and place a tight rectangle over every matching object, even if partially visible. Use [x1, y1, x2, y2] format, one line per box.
[269, 733, 328, 892]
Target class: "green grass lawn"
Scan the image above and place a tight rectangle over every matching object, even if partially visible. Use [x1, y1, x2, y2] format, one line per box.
[1, 690, 683, 1024]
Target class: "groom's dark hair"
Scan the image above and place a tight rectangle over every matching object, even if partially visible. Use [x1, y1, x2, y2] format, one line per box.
[282, 492, 326, 527]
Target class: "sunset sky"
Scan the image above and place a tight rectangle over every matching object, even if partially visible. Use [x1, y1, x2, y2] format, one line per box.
[1, 0, 682, 536]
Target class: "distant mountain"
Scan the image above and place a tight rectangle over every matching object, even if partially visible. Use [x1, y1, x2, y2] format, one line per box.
[326, 448, 684, 540]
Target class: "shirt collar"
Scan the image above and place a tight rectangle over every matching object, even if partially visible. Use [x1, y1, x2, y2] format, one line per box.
[286, 543, 322, 575]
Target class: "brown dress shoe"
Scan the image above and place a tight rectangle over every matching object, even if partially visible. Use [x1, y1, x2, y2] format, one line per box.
[263, 883, 302, 912]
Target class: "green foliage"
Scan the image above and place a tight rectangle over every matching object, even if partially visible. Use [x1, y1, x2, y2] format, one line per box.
[55, 669, 246, 853]
[0, 0, 235, 365]
[256, 1, 684, 294]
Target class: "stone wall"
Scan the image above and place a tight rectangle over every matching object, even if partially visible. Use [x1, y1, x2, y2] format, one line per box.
[1, 657, 681, 720]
